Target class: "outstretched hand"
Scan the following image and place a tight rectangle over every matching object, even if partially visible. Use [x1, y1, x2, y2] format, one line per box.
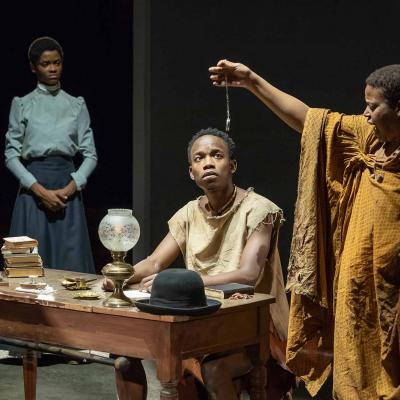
[209, 59, 252, 89]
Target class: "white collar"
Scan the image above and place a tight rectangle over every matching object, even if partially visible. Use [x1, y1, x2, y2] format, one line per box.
[37, 82, 61, 95]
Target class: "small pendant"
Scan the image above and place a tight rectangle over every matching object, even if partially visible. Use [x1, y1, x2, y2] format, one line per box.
[371, 173, 384, 183]
[376, 174, 384, 183]
[225, 116, 231, 132]
[225, 74, 231, 132]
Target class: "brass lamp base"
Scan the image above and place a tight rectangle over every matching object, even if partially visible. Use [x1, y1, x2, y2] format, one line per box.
[102, 251, 135, 308]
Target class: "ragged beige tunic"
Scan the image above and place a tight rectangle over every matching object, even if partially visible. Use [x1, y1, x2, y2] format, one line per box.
[168, 188, 290, 355]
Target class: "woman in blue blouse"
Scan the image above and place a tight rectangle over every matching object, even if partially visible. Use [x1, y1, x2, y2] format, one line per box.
[4, 37, 97, 273]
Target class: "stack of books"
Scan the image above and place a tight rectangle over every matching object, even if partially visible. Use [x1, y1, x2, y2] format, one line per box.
[1, 236, 44, 278]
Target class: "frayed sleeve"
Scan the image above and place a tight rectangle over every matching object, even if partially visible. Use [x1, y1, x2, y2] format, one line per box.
[168, 203, 190, 258]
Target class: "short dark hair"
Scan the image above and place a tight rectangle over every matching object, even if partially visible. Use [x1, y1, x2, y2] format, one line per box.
[28, 36, 64, 66]
[187, 127, 236, 164]
[366, 65, 400, 107]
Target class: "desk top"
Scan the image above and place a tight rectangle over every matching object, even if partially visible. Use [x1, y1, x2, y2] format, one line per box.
[0, 268, 274, 322]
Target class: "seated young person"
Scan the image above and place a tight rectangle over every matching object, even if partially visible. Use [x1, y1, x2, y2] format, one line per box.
[105, 128, 291, 399]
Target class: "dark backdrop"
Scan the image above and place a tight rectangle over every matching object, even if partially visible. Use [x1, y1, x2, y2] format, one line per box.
[1, 0, 400, 274]
[149, 0, 400, 271]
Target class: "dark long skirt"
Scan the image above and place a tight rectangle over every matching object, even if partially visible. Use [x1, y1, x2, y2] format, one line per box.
[9, 156, 95, 273]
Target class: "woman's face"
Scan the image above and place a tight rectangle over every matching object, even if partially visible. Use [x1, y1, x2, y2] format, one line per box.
[31, 50, 63, 86]
[364, 84, 400, 144]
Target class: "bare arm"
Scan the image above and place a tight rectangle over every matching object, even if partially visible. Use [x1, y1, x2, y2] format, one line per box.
[135, 222, 274, 289]
[103, 232, 181, 292]
[209, 59, 309, 134]
[201, 222, 273, 287]
[126, 232, 181, 285]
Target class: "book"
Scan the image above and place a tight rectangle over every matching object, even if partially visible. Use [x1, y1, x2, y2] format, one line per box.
[4, 261, 43, 268]
[4, 254, 42, 268]
[1, 246, 36, 255]
[205, 283, 255, 299]
[3, 236, 38, 249]
[4, 266, 44, 278]
[3, 253, 42, 264]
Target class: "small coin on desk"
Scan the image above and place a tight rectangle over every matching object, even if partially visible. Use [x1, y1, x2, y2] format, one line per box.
[73, 291, 100, 300]
[61, 281, 92, 290]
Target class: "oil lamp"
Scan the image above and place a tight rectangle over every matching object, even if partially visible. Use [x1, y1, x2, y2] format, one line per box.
[98, 209, 140, 307]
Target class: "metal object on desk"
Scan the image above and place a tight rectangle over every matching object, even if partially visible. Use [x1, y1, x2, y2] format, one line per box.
[98, 209, 140, 308]
[73, 291, 101, 300]
[61, 276, 97, 290]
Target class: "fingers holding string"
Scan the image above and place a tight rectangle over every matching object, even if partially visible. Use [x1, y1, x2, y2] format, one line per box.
[209, 59, 247, 87]
[209, 72, 244, 87]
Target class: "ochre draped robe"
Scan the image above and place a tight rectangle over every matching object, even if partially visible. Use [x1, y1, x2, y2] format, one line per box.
[286, 109, 400, 399]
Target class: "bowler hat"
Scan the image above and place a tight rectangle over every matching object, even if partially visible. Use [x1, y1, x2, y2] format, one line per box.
[135, 269, 221, 316]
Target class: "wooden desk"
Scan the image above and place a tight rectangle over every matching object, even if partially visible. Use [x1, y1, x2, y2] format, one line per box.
[0, 269, 274, 400]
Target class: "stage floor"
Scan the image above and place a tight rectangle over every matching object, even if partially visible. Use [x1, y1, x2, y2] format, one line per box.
[0, 351, 323, 399]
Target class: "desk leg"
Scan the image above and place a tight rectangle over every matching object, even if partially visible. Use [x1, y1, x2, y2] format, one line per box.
[114, 357, 147, 400]
[157, 355, 180, 400]
[22, 350, 37, 400]
[160, 380, 179, 400]
[248, 360, 267, 400]
[248, 305, 270, 400]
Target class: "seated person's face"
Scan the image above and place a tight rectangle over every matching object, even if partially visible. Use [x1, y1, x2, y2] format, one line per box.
[189, 135, 235, 190]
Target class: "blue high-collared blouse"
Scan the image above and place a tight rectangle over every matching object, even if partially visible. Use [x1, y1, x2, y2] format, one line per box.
[5, 83, 97, 190]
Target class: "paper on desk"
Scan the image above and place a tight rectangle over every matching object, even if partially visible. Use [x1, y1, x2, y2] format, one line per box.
[124, 289, 150, 300]
[37, 293, 56, 301]
[16, 286, 55, 295]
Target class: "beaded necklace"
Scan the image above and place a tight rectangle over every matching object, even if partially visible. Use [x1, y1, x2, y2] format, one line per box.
[207, 185, 237, 216]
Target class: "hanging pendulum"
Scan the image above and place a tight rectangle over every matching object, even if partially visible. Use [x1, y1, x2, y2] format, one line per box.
[225, 73, 231, 132]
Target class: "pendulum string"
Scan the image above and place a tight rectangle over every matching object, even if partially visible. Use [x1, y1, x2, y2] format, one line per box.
[225, 73, 231, 132]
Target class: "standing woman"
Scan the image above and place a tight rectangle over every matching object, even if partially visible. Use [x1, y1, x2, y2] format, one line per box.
[4, 36, 97, 273]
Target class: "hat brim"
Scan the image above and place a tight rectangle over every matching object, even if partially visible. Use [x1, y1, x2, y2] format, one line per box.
[135, 298, 221, 316]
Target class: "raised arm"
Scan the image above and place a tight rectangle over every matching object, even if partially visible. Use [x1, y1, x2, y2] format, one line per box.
[209, 59, 309, 134]
[201, 221, 273, 287]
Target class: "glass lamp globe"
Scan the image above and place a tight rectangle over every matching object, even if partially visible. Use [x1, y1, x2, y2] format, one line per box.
[98, 209, 140, 307]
